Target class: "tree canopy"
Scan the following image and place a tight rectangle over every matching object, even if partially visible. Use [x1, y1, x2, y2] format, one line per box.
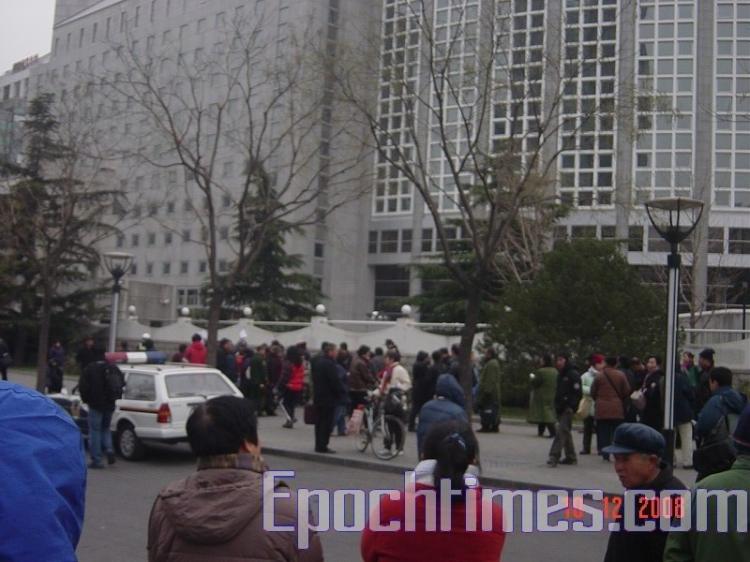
[491, 239, 667, 406]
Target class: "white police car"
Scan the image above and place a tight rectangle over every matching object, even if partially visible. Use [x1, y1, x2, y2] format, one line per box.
[108, 353, 243, 460]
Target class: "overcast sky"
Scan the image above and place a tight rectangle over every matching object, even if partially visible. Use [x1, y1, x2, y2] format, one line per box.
[0, 1, 56, 72]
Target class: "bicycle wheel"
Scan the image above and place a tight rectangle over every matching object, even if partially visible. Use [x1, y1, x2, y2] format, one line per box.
[371, 414, 405, 460]
[355, 414, 370, 452]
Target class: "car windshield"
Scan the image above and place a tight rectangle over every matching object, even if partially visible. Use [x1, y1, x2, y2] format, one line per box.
[165, 372, 234, 398]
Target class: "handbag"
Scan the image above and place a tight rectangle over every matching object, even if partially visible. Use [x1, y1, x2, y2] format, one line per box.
[346, 407, 364, 435]
[576, 395, 593, 419]
[630, 389, 646, 411]
[303, 403, 318, 425]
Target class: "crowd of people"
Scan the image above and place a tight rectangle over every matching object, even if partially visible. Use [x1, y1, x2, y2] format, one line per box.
[528, 349, 748, 483]
[166, 336, 505, 456]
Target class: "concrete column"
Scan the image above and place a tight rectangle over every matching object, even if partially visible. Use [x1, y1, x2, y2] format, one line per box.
[691, 1, 715, 314]
[540, 0, 562, 197]
[614, 0, 637, 248]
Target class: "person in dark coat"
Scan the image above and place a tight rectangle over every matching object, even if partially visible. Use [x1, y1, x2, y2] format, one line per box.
[694, 348, 716, 415]
[641, 355, 664, 431]
[0, 337, 10, 381]
[547, 352, 582, 467]
[369, 347, 385, 379]
[246, 345, 268, 415]
[47, 340, 66, 393]
[265, 344, 283, 415]
[602, 423, 687, 562]
[75, 337, 98, 374]
[476, 348, 502, 432]
[216, 339, 238, 385]
[408, 351, 432, 432]
[78, 361, 123, 468]
[312, 342, 344, 453]
[673, 368, 695, 469]
[416, 373, 468, 456]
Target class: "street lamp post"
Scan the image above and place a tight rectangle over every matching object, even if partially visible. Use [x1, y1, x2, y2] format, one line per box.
[645, 197, 704, 466]
[102, 252, 134, 353]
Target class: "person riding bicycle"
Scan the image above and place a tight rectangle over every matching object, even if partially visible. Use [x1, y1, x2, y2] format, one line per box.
[373, 350, 411, 453]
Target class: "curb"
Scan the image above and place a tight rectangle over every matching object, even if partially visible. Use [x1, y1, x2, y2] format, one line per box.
[262, 446, 620, 497]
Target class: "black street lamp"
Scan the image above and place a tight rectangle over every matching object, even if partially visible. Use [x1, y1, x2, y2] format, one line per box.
[645, 197, 704, 466]
[102, 252, 134, 353]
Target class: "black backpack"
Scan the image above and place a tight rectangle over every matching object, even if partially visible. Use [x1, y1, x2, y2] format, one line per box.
[103, 363, 125, 402]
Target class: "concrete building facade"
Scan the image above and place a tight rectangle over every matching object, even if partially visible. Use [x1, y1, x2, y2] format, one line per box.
[365, 0, 750, 316]
[8, 0, 750, 323]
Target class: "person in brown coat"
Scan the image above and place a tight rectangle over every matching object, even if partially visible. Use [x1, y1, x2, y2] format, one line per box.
[147, 396, 323, 562]
[348, 345, 377, 412]
[590, 356, 631, 462]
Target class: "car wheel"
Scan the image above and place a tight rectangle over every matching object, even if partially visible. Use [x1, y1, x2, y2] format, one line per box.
[116, 423, 146, 461]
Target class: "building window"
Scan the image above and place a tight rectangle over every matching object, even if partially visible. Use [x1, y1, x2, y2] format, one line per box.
[708, 227, 724, 254]
[369, 231, 378, 254]
[314, 242, 324, 258]
[180, 261, 189, 274]
[729, 228, 750, 255]
[380, 230, 399, 253]
[199, 261, 207, 273]
[146, 262, 154, 276]
[162, 262, 171, 275]
[571, 225, 597, 240]
[182, 229, 190, 242]
[130, 263, 138, 275]
[628, 226, 644, 252]
[222, 195, 231, 208]
[600, 226, 616, 240]
[164, 232, 173, 245]
[131, 233, 140, 247]
[116, 235, 125, 248]
[147, 232, 156, 246]
[219, 226, 229, 241]
[374, 265, 410, 314]
[421, 228, 433, 253]
[401, 229, 412, 253]
[218, 259, 228, 272]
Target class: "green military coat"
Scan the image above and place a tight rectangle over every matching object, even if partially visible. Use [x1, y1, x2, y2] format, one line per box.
[526, 366, 557, 424]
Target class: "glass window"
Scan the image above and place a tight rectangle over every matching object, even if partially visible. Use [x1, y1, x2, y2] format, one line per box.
[165, 372, 235, 397]
[123, 374, 156, 401]
[381, 230, 399, 253]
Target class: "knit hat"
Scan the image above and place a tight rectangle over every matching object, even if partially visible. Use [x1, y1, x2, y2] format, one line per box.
[733, 403, 750, 454]
[698, 348, 715, 361]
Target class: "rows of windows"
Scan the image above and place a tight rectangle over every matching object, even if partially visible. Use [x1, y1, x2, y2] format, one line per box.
[373, 0, 421, 215]
[557, 0, 618, 208]
[714, 2, 750, 207]
[634, 0, 696, 205]
[129, 257, 230, 277]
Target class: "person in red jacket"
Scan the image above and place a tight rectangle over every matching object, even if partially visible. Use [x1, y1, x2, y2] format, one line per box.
[184, 334, 208, 365]
[278, 345, 305, 428]
[361, 420, 505, 562]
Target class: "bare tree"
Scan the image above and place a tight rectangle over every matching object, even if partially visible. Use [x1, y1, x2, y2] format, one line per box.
[0, 93, 117, 391]
[333, 0, 646, 406]
[99, 8, 368, 362]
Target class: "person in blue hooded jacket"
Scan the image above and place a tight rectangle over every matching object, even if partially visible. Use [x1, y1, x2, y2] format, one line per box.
[0, 381, 86, 562]
[416, 373, 468, 455]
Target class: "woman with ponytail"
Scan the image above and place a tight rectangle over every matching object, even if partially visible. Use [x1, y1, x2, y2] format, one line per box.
[361, 420, 505, 562]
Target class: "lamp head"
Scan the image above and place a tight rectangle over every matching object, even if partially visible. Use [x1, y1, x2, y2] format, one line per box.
[102, 252, 134, 279]
[644, 197, 704, 246]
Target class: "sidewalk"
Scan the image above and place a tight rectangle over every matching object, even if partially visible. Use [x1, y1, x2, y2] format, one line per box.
[256, 414, 697, 495]
[7, 368, 697, 495]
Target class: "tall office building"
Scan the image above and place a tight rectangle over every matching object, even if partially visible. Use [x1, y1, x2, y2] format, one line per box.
[20, 0, 750, 323]
[366, 0, 750, 314]
[31, 0, 378, 323]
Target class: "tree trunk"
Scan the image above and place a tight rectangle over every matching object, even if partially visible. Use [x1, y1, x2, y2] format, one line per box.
[35, 288, 52, 392]
[206, 295, 222, 368]
[459, 290, 482, 415]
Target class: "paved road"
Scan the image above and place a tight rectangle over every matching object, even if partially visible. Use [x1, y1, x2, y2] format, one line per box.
[79, 445, 610, 562]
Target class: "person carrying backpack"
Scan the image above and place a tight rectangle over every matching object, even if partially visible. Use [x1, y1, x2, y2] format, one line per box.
[693, 366, 747, 481]
[78, 361, 124, 469]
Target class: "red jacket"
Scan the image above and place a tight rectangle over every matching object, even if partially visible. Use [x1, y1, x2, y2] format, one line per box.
[361, 483, 505, 562]
[285, 363, 305, 392]
[184, 341, 207, 365]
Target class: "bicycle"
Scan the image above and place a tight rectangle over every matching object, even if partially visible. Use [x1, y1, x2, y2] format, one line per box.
[353, 390, 406, 460]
